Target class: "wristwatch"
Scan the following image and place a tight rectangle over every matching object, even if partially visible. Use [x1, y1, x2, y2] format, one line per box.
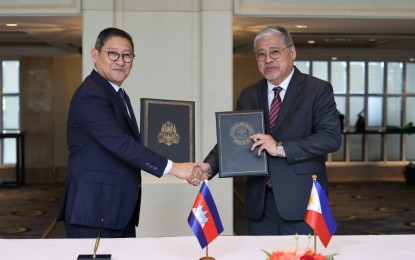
[276, 142, 286, 158]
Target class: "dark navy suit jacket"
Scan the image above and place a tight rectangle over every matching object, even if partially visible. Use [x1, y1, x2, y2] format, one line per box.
[205, 67, 341, 222]
[57, 69, 168, 229]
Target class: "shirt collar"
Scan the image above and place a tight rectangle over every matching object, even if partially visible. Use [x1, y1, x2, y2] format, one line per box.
[94, 68, 121, 92]
[267, 67, 295, 96]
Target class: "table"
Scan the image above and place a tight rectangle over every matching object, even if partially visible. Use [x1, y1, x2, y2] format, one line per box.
[0, 131, 24, 187]
[1, 235, 414, 259]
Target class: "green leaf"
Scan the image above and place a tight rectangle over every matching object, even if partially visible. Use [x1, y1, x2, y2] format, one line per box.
[261, 249, 271, 257]
[325, 253, 339, 260]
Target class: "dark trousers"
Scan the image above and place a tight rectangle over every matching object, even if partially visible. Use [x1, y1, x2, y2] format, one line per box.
[247, 186, 313, 235]
[65, 216, 136, 238]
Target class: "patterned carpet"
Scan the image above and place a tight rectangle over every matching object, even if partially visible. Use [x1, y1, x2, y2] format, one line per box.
[0, 184, 66, 239]
[233, 179, 415, 235]
[0, 181, 414, 239]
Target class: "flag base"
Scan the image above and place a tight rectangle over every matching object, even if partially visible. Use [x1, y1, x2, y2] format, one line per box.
[77, 254, 112, 259]
[199, 257, 215, 260]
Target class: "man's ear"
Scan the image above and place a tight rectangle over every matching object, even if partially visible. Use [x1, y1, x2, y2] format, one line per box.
[290, 45, 297, 61]
[91, 48, 98, 63]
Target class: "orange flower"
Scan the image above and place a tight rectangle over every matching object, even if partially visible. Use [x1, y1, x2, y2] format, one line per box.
[268, 251, 299, 260]
[265, 249, 335, 260]
[299, 250, 326, 260]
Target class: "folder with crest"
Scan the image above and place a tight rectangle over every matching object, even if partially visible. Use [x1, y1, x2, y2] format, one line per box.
[216, 110, 268, 178]
[140, 98, 195, 163]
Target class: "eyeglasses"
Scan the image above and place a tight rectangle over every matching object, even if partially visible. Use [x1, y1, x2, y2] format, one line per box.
[97, 49, 135, 63]
[255, 45, 292, 62]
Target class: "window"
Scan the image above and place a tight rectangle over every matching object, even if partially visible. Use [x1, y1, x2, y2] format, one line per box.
[1, 60, 20, 164]
[295, 60, 415, 163]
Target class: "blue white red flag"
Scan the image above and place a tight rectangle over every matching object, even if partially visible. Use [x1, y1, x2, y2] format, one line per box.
[304, 178, 337, 247]
[188, 180, 224, 249]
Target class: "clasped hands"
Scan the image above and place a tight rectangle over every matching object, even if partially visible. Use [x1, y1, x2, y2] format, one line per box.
[168, 161, 211, 186]
[169, 134, 278, 186]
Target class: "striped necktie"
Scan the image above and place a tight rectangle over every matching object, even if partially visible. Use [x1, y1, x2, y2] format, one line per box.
[266, 86, 283, 188]
[269, 86, 283, 129]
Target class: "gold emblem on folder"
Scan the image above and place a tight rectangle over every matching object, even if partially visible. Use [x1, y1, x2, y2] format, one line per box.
[158, 121, 180, 146]
[230, 122, 254, 146]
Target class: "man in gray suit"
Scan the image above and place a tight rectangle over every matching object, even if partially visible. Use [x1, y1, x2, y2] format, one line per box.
[192, 26, 341, 235]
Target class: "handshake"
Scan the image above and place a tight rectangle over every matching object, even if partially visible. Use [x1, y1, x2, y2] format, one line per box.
[168, 162, 212, 186]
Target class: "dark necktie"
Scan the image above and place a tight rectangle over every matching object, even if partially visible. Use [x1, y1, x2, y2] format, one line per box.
[118, 88, 131, 118]
[269, 86, 283, 129]
[266, 86, 283, 188]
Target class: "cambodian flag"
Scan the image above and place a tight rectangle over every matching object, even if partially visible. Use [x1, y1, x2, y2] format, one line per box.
[188, 181, 224, 249]
[304, 178, 337, 247]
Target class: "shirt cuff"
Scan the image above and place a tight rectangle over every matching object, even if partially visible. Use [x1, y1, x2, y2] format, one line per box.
[163, 160, 173, 174]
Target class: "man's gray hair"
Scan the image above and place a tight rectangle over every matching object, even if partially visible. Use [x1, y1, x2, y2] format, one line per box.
[253, 26, 294, 51]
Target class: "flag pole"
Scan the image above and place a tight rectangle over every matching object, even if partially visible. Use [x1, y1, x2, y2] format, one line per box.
[199, 198, 215, 260]
[200, 178, 215, 260]
[199, 243, 215, 260]
[312, 175, 317, 254]
[191, 176, 222, 260]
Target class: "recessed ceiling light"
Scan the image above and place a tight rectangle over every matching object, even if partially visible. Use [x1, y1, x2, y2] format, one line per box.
[331, 57, 338, 61]
[325, 38, 351, 42]
[409, 58, 415, 62]
[307, 40, 316, 44]
[295, 24, 308, 29]
[6, 23, 18, 27]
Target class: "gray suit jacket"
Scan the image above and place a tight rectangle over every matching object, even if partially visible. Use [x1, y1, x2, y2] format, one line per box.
[205, 67, 341, 221]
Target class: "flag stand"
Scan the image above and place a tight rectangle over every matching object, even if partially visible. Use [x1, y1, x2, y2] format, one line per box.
[188, 179, 223, 260]
[199, 245, 215, 260]
[312, 175, 317, 254]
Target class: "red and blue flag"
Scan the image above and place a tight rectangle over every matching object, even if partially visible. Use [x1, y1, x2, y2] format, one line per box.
[188, 181, 224, 249]
[304, 178, 337, 247]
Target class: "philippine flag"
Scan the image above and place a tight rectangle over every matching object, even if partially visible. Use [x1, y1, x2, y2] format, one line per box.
[188, 181, 224, 249]
[304, 178, 337, 248]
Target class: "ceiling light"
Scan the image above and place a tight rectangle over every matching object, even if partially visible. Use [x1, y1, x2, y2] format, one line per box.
[295, 24, 308, 29]
[6, 23, 18, 27]
[409, 58, 415, 62]
[331, 57, 338, 61]
[325, 38, 351, 42]
[307, 40, 316, 44]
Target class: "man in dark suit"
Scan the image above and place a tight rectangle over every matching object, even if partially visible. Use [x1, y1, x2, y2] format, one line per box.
[57, 27, 198, 238]
[192, 26, 341, 235]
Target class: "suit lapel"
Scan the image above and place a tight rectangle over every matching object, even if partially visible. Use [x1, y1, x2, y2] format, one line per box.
[123, 92, 141, 139]
[257, 80, 271, 133]
[272, 67, 304, 133]
[90, 70, 141, 139]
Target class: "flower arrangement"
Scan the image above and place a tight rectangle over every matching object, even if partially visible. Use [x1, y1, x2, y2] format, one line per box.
[262, 234, 337, 260]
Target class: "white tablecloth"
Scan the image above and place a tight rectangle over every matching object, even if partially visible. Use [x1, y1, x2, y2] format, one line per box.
[1, 235, 414, 259]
